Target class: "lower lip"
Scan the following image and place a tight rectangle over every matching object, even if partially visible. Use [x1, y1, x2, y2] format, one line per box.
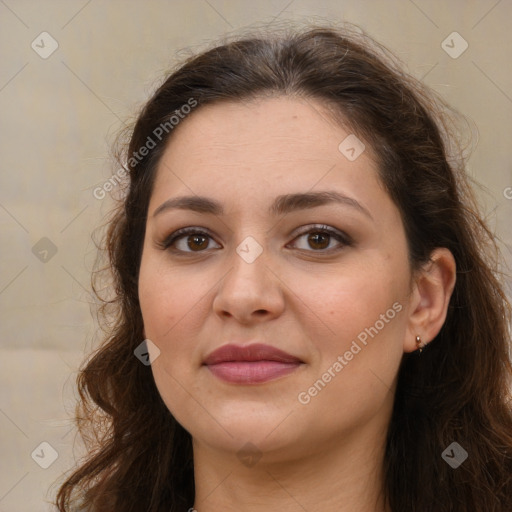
[205, 361, 301, 384]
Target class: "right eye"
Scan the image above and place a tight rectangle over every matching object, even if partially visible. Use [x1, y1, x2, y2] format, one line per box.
[160, 227, 221, 254]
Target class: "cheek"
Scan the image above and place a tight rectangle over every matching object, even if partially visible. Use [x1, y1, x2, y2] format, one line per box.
[138, 259, 207, 429]
[297, 274, 405, 432]
[138, 251, 202, 341]
[300, 257, 408, 393]
[138, 253, 211, 414]
[304, 258, 405, 335]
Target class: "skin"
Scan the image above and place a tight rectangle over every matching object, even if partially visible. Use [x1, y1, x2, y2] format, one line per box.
[138, 96, 456, 512]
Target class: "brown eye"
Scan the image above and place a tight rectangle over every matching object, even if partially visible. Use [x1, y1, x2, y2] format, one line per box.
[289, 225, 352, 253]
[185, 234, 210, 251]
[161, 228, 221, 253]
[306, 232, 331, 250]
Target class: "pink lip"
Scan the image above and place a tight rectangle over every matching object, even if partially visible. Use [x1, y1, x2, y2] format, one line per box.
[203, 343, 303, 384]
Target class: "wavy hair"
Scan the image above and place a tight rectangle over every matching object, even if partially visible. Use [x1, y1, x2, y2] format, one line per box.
[54, 22, 512, 511]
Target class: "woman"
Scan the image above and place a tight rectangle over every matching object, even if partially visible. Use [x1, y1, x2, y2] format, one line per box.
[55, 23, 512, 511]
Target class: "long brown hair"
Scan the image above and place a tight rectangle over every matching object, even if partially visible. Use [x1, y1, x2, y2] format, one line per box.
[54, 23, 512, 511]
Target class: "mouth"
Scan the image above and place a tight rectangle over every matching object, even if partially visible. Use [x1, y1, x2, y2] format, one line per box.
[202, 343, 304, 384]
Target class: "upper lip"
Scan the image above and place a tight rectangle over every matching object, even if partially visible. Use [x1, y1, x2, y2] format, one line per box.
[203, 343, 303, 365]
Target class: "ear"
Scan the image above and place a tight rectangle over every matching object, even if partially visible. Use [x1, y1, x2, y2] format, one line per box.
[403, 247, 457, 353]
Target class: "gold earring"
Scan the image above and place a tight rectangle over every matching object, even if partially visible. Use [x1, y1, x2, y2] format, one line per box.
[415, 335, 423, 353]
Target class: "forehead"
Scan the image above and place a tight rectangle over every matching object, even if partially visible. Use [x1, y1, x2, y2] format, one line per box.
[162, 96, 368, 162]
[151, 96, 381, 200]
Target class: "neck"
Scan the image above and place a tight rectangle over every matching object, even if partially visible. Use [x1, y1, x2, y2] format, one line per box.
[191, 422, 391, 512]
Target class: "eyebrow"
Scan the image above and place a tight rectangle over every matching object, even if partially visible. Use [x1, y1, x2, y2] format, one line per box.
[152, 190, 373, 220]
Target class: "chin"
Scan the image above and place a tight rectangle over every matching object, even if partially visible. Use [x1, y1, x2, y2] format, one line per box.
[184, 401, 301, 454]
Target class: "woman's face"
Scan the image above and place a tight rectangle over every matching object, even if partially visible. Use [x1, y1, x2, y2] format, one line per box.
[138, 96, 416, 462]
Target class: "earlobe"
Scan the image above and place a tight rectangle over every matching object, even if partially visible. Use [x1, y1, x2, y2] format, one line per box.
[403, 248, 457, 353]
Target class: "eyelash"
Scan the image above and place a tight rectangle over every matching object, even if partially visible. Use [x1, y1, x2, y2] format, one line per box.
[158, 224, 353, 255]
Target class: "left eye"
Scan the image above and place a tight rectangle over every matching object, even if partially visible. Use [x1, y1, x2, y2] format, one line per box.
[288, 225, 351, 252]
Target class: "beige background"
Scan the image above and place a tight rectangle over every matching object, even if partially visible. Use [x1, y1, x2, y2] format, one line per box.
[1, 1, 511, 510]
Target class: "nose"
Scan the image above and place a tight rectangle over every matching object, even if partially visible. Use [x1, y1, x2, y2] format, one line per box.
[212, 241, 285, 325]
